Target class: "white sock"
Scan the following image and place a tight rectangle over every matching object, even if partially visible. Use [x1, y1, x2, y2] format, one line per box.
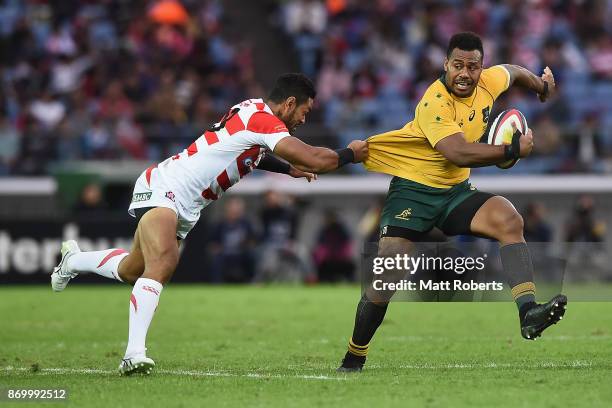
[67, 249, 128, 282]
[124, 278, 163, 358]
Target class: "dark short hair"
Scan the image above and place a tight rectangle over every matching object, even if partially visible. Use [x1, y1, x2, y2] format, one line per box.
[267, 73, 316, 106]
[447, 32, 484, 59]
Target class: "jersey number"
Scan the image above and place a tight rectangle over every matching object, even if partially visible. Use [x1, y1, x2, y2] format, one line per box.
[208, 108, 241, 132]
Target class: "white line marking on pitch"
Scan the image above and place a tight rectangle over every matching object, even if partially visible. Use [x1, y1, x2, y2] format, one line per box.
[0, 366, 347, 381]
[393, 360, 593, 369]
[1, 360, 595, 379]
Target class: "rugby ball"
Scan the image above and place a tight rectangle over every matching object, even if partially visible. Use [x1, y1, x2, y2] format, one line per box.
[487, 109, 529, 169]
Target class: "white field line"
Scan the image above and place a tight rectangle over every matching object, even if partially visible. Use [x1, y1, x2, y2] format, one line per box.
[394, 360, 594, 369]
[0, 366, 347, 381]
[284, 360, 595, 371]
[1, 360, 595, 379]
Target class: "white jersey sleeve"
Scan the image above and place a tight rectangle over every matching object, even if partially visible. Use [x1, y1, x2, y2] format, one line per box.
[241, 110, 291, 151]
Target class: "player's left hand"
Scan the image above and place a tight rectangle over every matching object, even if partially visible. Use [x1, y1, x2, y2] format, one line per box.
[289, 166, 317, 182]
[538, 66, 555, 102]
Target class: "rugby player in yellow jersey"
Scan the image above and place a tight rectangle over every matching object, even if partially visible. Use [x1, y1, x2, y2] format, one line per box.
[338, 32, 567, 372]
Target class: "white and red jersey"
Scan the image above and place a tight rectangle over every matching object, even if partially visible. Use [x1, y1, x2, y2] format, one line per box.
[129, 98, 290, 236]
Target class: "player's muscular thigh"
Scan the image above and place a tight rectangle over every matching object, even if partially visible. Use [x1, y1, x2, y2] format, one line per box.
[138, 208, 180, 284]
[366, 236, 414, 304]
[470, 196, 524, 244]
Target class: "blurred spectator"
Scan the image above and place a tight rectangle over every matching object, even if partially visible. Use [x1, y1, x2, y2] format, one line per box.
[98, 81, 134, 122]
[0, 114, 20, 174]
[565, 195, 606, 243]
[29, 90, 66, 131]
[316, 57, 352, 103]
[567, 112, 605, 172]
[522, 202, 552, 243]
[312, 209, 354, 282]
[260, 190, 298, 245]
[208, 198, 257, 283]
[82, 115, 113, 159]
[73, 182, 109, 218]
[358, 199, 384, 244]
[564, 194, 608, 280]
[255, 191, 313, 282]
[283, 0, 328, 78]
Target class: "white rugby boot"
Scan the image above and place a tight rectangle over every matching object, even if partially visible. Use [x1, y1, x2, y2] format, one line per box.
[51, 240, 81, 292]
[119, 356, 155, 376]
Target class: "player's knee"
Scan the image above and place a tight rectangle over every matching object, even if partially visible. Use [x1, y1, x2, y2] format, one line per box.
[492, 210, 524, 239]
[378, 237, 412, 257]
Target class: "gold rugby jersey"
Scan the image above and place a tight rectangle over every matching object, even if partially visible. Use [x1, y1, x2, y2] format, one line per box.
[364, 65, 510, 188]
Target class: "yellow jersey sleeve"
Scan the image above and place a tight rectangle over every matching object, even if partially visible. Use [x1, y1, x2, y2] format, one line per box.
[480, 65, 510, 100]
[415, 94, 462, 147]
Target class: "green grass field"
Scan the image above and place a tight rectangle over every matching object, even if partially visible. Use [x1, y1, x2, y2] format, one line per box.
[1, 285, 611, 407]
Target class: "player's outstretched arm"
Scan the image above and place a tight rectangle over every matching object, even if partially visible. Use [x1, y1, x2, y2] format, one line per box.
[435, 128, 533, 168]
[273, 137, 368, 173]
[256, 154, 317, 182]
[503, 64, 556, 102]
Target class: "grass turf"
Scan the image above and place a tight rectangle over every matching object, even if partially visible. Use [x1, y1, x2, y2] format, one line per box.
[1, 285, 611, 407]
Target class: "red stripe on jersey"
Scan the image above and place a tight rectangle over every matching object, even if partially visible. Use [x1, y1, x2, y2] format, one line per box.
[130, 294, 137, 312]
[201, 188, 218, 201]
[187, 141, 198, 156]
[236, 146, 261, 178]
[98, 249, 128, 268]
[255, 102, 265, 111]
[225, 113, 245, 135]
[145, 165, 157, 186]
[247, 112, 289, 134]
[204, 131, 219, 145]
[217, 170, 231, 191]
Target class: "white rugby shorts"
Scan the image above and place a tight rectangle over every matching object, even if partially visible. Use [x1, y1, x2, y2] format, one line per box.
[128, 167, 200, 239]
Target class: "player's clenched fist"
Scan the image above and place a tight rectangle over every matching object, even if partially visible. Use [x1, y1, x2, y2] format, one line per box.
[538, 66, 555, 103]
[348, 140, 369, 163]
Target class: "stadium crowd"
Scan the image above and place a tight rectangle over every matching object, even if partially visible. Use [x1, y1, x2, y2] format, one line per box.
[0, 0, 261, 175]
[0, 0, 611, 176]
[278, 0, 612, 174]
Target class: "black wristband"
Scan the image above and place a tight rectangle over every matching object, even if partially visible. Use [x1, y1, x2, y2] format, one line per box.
[256, 154, 291, 174]
[503, 129, 522, 160]
[541, 80, 549, 97]
[335, 148, 355, 168]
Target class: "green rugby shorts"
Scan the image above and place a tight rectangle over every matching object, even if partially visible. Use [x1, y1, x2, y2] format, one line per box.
[379, 177, 495, 241]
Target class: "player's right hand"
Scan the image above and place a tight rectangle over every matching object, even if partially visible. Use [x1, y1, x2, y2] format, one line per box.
[538, 66, 555, 103]
[519, 128, 534, 158]
[348, 140, 368, 163]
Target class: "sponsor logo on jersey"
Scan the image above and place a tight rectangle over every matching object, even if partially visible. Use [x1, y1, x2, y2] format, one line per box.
[132, 192, 152, 202]
[165, 191, 176, 202]
[395, 208, 412, 220]
[469, 110, 476, 121]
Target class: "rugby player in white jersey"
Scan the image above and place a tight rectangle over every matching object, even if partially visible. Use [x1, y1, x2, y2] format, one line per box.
[51, 73, 368, 375]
